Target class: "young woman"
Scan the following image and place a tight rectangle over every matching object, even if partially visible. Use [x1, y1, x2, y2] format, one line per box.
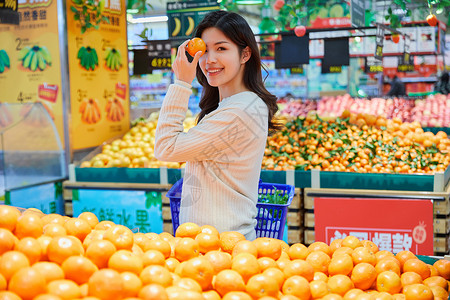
[154, 10, 280, 240]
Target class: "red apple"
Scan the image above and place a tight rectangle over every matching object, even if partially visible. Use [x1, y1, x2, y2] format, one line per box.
[426, 14, 438, 26]
[392, 34, 400, 43]
[294, 25, 306, 37]
[274, 0, 285, 10]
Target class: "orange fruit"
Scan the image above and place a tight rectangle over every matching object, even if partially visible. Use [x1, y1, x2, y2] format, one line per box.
[142, 249, 165, 267]
[428, 264, 439, 277]
[279, 295, 301, 300]
[376, 251, 396, 262]
[343, 288, 363, 300]
[140, 265, 173, 287]
[181, 256, 214, 290]
[94, 220, 115, 230]
[376, 291, 394, 300]
[402, 283, 433, 300]
[333, 247, 354, 258]
[321, 293, 344, 300]
[43, 224, 67, 237]
[221, 291, 252, 300]
[14, 237, 41, 264]
[422, 276, 448, 290]
[120, 272, 143, 298]
[133, 233, 152, 252]
[401, 271, 423, 286]
[0, 228, 15, 255]
[263, 267, 285, 289]
[202, 290, 221, 300]
[328, 274, 354, 296]
[173, 277, 202, 293]
[288, 243, 310, 260]
[314, 271, 329, 282]
[376, 271, 401, 294]
[31, 261, 64, 283]
[0, 250, 30, 281]
[232, 240, 258, 258]
[138, 283, 169, 300]
[78, 212, 99, 229]
[186, 38, 206, 57]
[33, 294, 63, 300]
[310, 279, 330, 299]
[306, 250, 331, 274]
[204, 250, 232, 274]
[37, 235, 52, 261]
[195, 233, 220, 254]
[108, 249, 144, 274]
[253, 238, 282, 260]
[14, 213, 43, 239]
[433, 259, 450, 280]
[88, 269, 124, 300]
[146, 239, 171, 259]
[308, 242, 332, 257]
[8, 267, 46, 300]
[85, 239, 116, 269]
[395, 251, 416, 271]
[47, 279, 81, 299]
[0, 273, 5, 290]
[61, 255, 98, 284]
[64, 218, 91, 242]
[328, 254, 353, 276]
[375, 258, 401, 276]
[165, 257, 180, 272]
[257, 257, 277, 271]
[220, 231, 246, 254]
[429, 286, 449, 299]
[402, 259, 430, 280]
[82, 230, 105, 249]
[103, 225, 134, 250]
[282, 275, 311, 299]
[283, 259, 314, 281]
[174, 237, 199, 262]
[330, 239, 343, 254]
[350, 262, 377, 290]
[41, 214, 65, 226]
[0, 205, 21, 232]
[0, 291, 21, 300]
[341, 236, 363, 250]
[214, 269, 246, 297]
[47, 236, 84, 264]
[351, 247, 376, 266]
[231, 253, 260, 283]
[245, 273, 279, 299]
[175, 222, 201, 239]
[159, 232, 174, 242]
[199, 225, 220, 238]
[361, 240, 379, 253]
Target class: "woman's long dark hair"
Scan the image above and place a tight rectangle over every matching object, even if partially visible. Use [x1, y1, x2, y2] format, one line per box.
[193, 10, 282, 131]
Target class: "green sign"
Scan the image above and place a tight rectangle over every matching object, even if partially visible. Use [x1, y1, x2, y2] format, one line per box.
[167, 0, 219, 39]
[350, 0, 365, 28]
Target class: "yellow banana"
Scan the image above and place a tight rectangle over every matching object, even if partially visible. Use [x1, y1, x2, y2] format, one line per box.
[172, 17, 181, 37]
[185, 16, 195, 36]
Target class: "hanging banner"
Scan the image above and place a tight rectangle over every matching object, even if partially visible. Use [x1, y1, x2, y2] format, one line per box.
[314, 197, 434, 255]
[374, 24, 384, 61]
[0, 0, 65, 144]
[66, 0, 129, 150]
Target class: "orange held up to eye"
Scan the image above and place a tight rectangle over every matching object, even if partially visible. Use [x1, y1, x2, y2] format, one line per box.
[186, 38, 206, 57]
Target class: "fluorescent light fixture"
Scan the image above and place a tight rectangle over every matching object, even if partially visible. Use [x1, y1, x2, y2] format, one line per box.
[128, 15, 168, 24]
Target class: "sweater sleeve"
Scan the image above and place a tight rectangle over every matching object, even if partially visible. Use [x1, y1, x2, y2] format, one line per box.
[155, 88, 262, 163]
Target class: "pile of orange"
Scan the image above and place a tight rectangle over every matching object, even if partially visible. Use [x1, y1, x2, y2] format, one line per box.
[0, 205, 449, 300]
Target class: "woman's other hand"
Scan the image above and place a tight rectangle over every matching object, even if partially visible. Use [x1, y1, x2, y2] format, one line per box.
[172, 40, 203, 85]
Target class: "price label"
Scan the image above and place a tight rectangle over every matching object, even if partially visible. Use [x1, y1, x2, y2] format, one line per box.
[290, 67, 304, 74]
[365, 56, 383, 73]
[397, 64, 414, 72]
[151, 57, 171, 69]
[322, 64, 342, 74]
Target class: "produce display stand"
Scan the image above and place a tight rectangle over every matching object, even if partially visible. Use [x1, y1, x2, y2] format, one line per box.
[0, 103, 67, 214]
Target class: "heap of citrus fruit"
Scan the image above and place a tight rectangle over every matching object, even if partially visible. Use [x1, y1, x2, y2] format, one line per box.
[263, 111, 450, 173]
[0, 205, 449, 300]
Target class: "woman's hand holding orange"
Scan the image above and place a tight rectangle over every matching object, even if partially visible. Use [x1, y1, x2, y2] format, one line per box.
[172, 39, 203, 85]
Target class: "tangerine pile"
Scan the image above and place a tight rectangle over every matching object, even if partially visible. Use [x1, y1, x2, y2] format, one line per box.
[0, 205, 449, 300]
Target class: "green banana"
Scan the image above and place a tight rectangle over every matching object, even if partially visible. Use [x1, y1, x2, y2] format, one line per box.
[23, 50, 34, 69]
[30, 50, 38, 71]
[18, 46, 31, 60]
[0, 50, 10, 68]
[78, 46, 98, 71]
[77, 47, 86, 59]
[39, 46, 52, 65]
[0, 59, 4, 73]
[92, 49, 98, 66]
[37, 52, 46, 71]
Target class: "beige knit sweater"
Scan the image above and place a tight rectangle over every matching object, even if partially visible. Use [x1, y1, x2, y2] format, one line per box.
[154, 81, 269, 240]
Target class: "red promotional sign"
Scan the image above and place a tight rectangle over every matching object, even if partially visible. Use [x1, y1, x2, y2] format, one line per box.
[314, 197, 434, 255]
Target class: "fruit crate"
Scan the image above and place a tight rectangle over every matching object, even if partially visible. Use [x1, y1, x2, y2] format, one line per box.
[166, 179, 295, 240]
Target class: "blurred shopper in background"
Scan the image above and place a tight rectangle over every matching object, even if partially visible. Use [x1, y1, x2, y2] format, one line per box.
[434, 72, 450, 95]
[387, 75, 406, 97]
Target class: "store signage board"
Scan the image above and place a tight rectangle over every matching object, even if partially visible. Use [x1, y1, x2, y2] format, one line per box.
[322, 38, 349, 73]
[66, 0, 130, 150]
[0, 0, 65, 143]
[274, 33, 309, 69]
[133, 41, 172, 75]
[167, 0, 220, 39]
[350, 0, 365, 28]
[0, 0, 19, 24]
[364, 56, 383, 73]
[314, 197, 434, 255]
[72, 189, 163, 234]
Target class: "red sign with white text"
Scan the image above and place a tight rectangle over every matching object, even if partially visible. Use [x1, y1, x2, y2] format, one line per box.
[314, 197, 434, 255]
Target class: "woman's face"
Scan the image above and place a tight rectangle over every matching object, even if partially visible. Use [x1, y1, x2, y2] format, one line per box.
[199, 27, 249, 97]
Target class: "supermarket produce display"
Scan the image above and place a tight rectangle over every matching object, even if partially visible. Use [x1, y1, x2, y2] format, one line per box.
[0, 205, 449, 300]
